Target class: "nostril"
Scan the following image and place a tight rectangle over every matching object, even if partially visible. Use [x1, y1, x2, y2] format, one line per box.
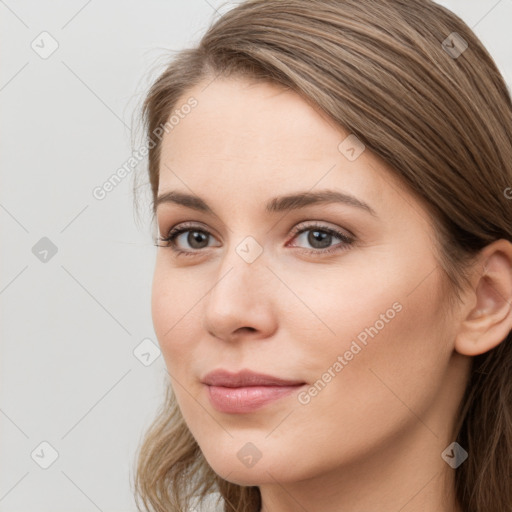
[237, 326, 257, 334]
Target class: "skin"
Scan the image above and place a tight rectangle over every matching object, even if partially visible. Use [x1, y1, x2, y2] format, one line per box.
[151, 76, 512, 512]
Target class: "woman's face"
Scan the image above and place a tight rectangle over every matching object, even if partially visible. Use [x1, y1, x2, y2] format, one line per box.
[152, 77, 468, 487]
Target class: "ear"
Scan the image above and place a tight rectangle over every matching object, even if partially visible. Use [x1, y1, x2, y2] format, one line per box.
[454, 239, 512, 356]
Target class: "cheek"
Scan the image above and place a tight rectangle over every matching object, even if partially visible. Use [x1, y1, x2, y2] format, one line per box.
[287, 246, 450, 407]
[150, 261, 201, 370]
[298, 261, 450, 425]
[254, 269, 451, 478]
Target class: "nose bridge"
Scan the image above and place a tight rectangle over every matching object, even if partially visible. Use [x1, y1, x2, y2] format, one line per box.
[208, 234, 267, 309]
[203, 234, 273, 338]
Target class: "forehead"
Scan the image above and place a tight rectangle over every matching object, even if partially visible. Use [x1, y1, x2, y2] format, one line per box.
[161, 77, 347, 166]
[157, 77, 426, 224]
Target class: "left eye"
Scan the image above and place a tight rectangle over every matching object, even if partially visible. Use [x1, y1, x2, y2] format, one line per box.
[289, 225, 353, 252]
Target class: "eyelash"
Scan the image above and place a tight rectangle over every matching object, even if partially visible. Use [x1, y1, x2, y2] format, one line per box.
[155, 221, 355, 258]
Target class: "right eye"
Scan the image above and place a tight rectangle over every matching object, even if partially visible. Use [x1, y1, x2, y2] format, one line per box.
[156, 223, 220, 256]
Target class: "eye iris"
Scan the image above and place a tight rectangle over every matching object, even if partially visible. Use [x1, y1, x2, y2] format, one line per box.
[188, 231, 209, 249]
[308, 230, 331, 249]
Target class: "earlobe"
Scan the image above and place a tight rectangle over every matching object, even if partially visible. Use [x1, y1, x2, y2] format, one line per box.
[454, 239, 512, 357]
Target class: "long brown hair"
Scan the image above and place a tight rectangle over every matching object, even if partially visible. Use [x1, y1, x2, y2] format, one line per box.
[132, 1, 512, 510]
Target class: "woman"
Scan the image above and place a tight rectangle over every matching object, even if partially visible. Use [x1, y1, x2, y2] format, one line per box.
[133, 1, 512, 511]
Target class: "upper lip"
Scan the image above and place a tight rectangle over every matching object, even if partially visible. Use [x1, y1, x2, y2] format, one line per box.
[202, 369, 306, 388]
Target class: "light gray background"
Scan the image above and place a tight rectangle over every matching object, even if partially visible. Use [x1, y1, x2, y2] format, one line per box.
[1, 1, 510, 511]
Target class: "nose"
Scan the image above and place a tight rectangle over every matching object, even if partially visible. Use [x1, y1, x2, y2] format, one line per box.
[202, 241, 277, 342]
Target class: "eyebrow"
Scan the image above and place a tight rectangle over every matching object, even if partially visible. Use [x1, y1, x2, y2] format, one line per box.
[155, 189, 377, 217]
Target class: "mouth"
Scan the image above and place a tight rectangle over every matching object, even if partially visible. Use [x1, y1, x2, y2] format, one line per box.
[201, 368, 307, 414]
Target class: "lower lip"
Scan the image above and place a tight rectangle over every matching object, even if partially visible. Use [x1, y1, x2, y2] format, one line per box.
[206, 384, 305, 414]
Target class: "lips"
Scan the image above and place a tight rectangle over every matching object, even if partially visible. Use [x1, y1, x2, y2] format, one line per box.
[202, 369, 307, 414]
[201, 368, 306, 387]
